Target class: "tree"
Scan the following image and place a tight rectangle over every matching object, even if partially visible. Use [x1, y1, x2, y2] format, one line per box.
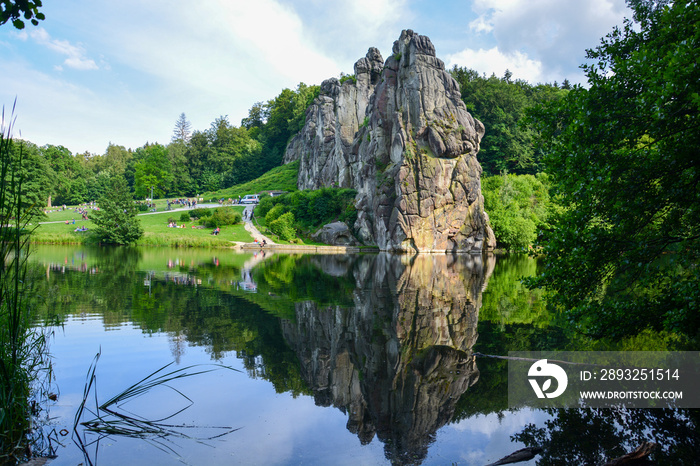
[90, 176, 143, 245]
[527, 0, 700, 340]
[41, 144, 89, 205]
[241, 102, 265, 132]
[254, 83, 319, 173]
[172, 112, 192, 143]
[450, 67, 566, 176]
[6, 140, 50, 215]
[166, 140, 192, 196]
[0, 0, 44, 29]
[132, 143, 173, 199]
[482, 172, 553, 251]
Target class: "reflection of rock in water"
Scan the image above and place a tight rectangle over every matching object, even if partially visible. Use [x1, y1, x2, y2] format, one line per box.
[280, 253, 494, 465]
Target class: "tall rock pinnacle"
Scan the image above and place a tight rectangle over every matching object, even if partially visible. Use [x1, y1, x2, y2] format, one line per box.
[284, 30, 496, 253]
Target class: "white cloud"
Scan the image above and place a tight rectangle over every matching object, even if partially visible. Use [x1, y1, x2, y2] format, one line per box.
[275, 0, 411, 68]
[468, 15, 493, 34]
[446, 46, 545, 83]
[462, 0, 630, 83]
[1, 59, 159, 154]
[27, 27, 99, 71]
[2, 0, 633, 154]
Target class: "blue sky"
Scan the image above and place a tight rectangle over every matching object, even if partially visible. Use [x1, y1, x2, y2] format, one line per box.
[1, 0, 631, 155]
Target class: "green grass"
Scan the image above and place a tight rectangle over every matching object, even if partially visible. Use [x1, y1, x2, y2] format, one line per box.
[201, 160, 299, 200]
[33, 162, 301, 248]
[32, 206, 254, 247]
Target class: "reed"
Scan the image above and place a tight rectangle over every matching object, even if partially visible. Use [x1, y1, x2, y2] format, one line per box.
[73, 351, 240, 465]
[0, 105, 53, 463]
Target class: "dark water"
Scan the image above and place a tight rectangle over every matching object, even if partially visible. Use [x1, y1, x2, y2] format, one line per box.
[25, 245, 696, 465]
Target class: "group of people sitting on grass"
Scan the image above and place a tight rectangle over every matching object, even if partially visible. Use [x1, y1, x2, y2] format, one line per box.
[167, 221, 187, 228]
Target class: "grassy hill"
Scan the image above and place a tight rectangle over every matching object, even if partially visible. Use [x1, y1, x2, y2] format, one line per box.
[202, 160, 299, 200]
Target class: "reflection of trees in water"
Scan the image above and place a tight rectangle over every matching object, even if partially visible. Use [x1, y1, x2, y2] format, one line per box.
[514, 407, 700, 466]
[26, 249, 310, 397]
[280, 253, 494, 465]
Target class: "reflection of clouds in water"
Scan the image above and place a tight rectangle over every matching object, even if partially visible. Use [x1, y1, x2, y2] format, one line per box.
[440, 409, 551, 465]
[191, 384, 383, 465]
[450, 409, 543, 435]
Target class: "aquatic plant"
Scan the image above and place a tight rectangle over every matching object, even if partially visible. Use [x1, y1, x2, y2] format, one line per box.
[0, 104, 53, 463]
[73, 351, 241, 465]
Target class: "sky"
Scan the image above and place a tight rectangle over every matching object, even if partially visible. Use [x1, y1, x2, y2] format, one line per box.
[0, 0, 632, 156]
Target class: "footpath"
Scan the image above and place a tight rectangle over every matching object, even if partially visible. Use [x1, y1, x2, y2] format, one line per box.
[241, 205, 274, 246]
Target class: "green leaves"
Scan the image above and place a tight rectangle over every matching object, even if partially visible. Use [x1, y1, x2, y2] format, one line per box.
[0, 0, 44, 29]
[529, 0, 700, 342]
[482, 172, 553, 251]
[451, 66, 567, 176]
[91, 176, 143, 245]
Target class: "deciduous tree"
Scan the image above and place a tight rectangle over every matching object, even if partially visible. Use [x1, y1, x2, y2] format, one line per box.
[0, 0, 44, 29]
[527, 0, 700, 340]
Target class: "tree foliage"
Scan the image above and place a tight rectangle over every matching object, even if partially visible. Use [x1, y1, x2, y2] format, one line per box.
[42, 144, 89, 205]
[132, 143, 173, 199]
[527, 0, 700, 340]
[91, 176, 143, 244]
[257, 188, 357, 240]
[172, 112, 192, 143]
[0, 0, 44, 29]
[451, 67, 567, 176]
[482, 172, 554, 251]
[243, 83, 319, 174]
[5, 140, 50, 217]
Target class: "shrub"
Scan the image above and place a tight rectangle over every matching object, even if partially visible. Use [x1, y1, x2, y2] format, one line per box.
[339, 73, 357, 85]
[257, 196, 274, 218]
[269, 211, 296, 241]
[199, 208, 242, 228]
[179, 212, 191, 222]
[189, 208, 212, 219]
[482, 172, 554, 251]
[265, 204, 286, 225]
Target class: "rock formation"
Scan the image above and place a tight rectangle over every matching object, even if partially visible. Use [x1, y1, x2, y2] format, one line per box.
[284, 30, 496, 253]
[310, 221, 360, 246]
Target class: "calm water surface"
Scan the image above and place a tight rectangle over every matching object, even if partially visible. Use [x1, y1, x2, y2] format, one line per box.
[25, 245, 695, 465]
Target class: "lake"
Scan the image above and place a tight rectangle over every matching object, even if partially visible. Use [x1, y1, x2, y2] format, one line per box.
[25, 245, 696, 465]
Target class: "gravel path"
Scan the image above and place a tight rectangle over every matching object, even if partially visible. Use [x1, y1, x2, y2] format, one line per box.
[242, 205, 275, 245]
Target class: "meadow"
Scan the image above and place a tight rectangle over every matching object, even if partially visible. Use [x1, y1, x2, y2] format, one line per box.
[33, 204, 253, 248]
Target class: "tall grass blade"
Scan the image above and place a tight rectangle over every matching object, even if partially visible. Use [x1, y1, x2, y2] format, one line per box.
[0, 102, 53, 464]
[73, 353, 241, 465]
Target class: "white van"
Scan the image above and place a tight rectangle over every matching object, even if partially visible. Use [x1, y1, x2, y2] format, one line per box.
[240, 194, 259, 204]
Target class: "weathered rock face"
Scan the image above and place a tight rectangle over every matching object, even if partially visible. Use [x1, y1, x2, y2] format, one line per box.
[284, 47, 384, 190]
[284, 30, 496, 253]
